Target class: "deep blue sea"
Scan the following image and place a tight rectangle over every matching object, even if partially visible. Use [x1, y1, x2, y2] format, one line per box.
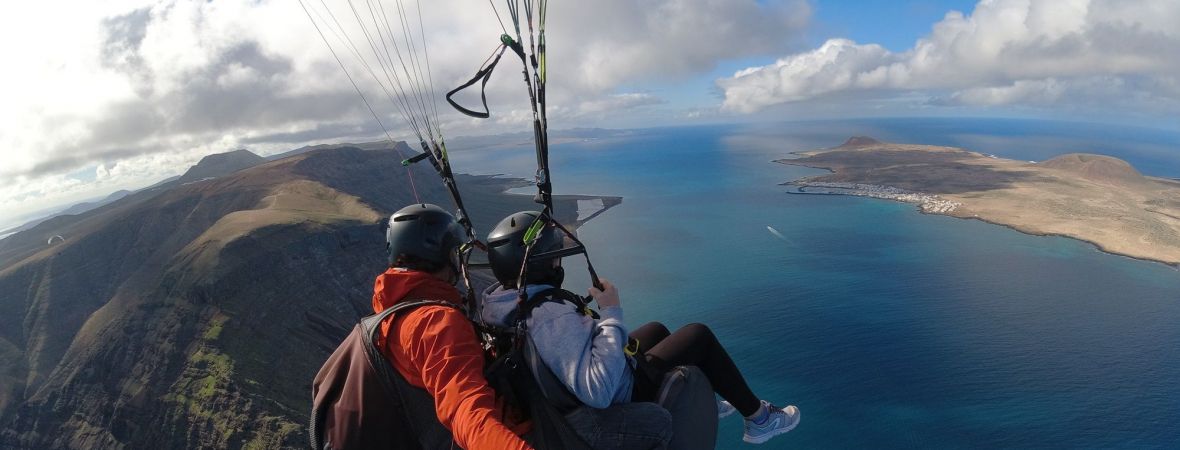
[453, 118, 1180, 449]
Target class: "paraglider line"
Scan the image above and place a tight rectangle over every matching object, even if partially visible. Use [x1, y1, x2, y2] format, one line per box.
[487, 0, 509, 35]
[298, 0, 421, 202]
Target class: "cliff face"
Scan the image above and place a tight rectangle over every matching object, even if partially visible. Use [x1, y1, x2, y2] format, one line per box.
[0, 146, 584, 449]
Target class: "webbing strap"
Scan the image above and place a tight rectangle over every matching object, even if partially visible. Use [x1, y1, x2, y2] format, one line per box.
[511, 288, 599, 327]
[446, 44, 509, 118]
[518, 213, 603, 290]
[400, 137, 483, 312]
[359, 299, 463, 448]
[363, 299, 463, 346]
[510, 287, 592, 413]
[524, 333, 582, 412]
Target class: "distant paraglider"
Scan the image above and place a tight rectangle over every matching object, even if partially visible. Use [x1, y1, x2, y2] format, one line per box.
[47, 235, 64, 245]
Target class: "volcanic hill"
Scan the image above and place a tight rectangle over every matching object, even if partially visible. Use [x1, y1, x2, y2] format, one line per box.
[0, 145, 616, 449]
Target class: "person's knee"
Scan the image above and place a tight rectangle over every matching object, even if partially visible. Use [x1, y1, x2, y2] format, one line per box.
[635, 321, 671, 339]
[680, 323, 715, 340]
[648, 322, 671, 337]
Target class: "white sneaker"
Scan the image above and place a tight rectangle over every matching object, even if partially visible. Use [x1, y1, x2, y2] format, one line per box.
[742, 401, 800, 444]
[718, 399, 737, 419]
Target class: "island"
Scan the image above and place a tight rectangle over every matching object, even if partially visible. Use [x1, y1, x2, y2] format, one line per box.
[778, 136, 1180, 266]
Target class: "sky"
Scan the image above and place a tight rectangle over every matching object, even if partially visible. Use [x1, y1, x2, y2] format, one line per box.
[2, 0, 1179, 231]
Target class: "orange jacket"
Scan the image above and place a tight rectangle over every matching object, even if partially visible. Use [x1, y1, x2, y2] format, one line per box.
[372, 268, 531, 450]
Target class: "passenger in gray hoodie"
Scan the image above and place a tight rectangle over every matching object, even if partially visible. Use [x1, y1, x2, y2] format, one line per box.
[481, 211, 802, 445]
[482, 281, 632, 408]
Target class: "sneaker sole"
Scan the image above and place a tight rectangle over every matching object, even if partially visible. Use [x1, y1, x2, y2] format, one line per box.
[742, 411, 801, 444]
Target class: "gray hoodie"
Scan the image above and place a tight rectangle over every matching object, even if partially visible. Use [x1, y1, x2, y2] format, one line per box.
[480, 283, 634, 408]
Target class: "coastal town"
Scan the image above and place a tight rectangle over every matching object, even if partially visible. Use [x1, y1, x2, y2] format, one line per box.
[786, 181, 962, 214]
[777, 137, 1180, 266]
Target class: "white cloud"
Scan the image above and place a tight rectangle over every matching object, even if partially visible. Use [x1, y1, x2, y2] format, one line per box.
[719, 39, 898, 112]
[719, 0, 1180, 114]
[0, 0, 811, 224]
[575, 93, 665, 115]
[0, 142, 246, 231]
[0, 0, 807, 174]
[546, 0, 810, 93]
[943, 78, 1068, 106]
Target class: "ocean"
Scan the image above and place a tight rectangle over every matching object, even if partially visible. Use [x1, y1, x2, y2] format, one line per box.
[452, 119, 1180, 449]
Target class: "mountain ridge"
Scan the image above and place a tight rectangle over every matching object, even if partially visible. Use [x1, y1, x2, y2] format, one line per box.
[0, 144, 620, 448]
[177, 149, 267, 185]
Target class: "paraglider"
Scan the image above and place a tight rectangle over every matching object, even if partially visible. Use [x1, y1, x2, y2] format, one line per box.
[46, 235, 64, 245]
[303, 2, 758, 448]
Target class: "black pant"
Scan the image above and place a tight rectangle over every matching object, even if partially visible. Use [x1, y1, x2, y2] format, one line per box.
[629, 322, 762, 416]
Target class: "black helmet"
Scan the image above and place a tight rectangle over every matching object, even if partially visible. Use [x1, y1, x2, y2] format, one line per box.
[486, 211, 565, 287]
[385, 203, 464, 270]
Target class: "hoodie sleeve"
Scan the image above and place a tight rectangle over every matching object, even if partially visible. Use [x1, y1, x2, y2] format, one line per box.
[529, 302, 631, 409]
[398, 306, 532, 450]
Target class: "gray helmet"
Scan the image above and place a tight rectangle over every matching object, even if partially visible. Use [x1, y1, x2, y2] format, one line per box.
[385, 203, 464, 269]
[486, 211, 565, 287]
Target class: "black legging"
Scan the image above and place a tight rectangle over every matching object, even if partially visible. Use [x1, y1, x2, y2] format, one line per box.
[629, 322, 762, 416]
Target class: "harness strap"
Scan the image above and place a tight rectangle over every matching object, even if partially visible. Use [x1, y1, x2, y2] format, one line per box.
[505, 287, 588, 412]
[362, 299, 462, 343]
[511, 287, 599, 325]
[361, 299, 464, 397]
[524, 332, 582, 412]
[400, 137, 484, 312]
[445, 43, 509, 118]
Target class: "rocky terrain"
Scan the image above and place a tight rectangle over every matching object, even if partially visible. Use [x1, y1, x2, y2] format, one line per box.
[0, 145, 616, 449]
[779, 137, 1180, 266]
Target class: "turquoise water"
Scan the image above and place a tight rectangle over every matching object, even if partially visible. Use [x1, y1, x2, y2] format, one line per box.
[454, 120, 1180, 449]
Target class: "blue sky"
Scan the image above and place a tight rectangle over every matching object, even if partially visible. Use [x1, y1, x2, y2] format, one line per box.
[623, 1, 987, 114]
[617, 0, 1179, 129]
[811, 1, 981, 51]
[2, 0, 1179, 230]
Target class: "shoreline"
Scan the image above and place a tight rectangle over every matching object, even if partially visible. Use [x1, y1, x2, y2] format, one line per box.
[776, 155, 1180, 270]
[785, 185, 1179, 269]
[783, 181, 962, 213]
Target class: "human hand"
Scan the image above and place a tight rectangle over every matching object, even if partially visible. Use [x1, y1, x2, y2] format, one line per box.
[588, 279, 620, 308]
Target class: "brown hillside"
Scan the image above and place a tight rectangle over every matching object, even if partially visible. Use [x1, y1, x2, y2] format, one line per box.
[176, 149, 266, 184]
[1038, 153, 1146, 186]
[0, 145, 616, 449]
[839, 136, 882, 147]
[780, 138, 1180, 265]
